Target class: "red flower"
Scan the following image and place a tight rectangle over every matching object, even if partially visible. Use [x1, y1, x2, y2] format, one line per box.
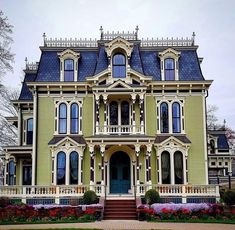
[84, 209, 95, 215]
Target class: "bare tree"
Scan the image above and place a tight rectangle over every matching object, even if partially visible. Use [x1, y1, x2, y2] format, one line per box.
[207, 104, 219, 129]
[0, 10, 14, 80]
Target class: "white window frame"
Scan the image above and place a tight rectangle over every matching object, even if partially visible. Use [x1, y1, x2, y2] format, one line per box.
[156, 99, 185, 134]
[159, 48, 180, 81]
[55, 100, 83, 135]
[22, 114, 33, 145]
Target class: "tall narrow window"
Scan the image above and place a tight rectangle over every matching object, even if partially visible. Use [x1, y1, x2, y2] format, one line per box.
[110, 101, 118, 125]
[164, 58, 175, 80]
[174, 151, 183, 184]
[70, 151, 78, 184]
[59, 103, 67, 134]
[121, 101, 129, 125]
[64, 59, 74, 81]
[57, 151, 66, 185]
[210, 140, 215, 154]
[160, 103, 169, 133]
[172, 102, 181, 133]
[26, 118, 33, 145]
[113, 54, 126, 78]
[71, 103, 79, 134]
[161, 151, 171, 184]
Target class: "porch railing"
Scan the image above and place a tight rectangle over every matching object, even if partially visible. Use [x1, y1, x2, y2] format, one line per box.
[0, 184, 220, 203]
[96, 125, 144, 135]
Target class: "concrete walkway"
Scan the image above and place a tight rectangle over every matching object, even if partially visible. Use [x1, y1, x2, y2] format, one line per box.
[0, 220, 234, 230]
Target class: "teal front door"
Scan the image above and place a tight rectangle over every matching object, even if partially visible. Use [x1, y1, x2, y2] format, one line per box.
[110, 151, 131, 193]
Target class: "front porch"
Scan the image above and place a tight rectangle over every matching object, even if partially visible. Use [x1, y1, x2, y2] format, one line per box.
[0, 184, 220, 204]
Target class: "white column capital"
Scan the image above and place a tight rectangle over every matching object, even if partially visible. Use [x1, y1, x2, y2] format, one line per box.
[102, 94, 108, 104]
[131, 93, 137, 103]
[147, 144, 152, 153]
[94, 93, 100, 102]
[139, 92, 145, 101]
[100, 144, 106, 155]
[88, 144, 94, 154]
[135, 144, 140, 153]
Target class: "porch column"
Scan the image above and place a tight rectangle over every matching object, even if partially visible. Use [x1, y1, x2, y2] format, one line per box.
[139, 93, 145, 134]
[147, 144, 152, 184]
[131, 94, 136, 134]
[4, 158, 9, 185]
[135, 144, 140, 185]
[95, 94, 100, 134]
[80, 155, 83, 184]
[103, 94, 108, 134]
[89, 145, 95, 185]
[100, 144, 105, 184]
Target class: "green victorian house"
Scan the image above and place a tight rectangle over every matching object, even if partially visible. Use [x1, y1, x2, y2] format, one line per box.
[2, 27, 219, 205]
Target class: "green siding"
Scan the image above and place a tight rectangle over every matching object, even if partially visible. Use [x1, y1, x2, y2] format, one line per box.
[95, 150, 101, 183]
[37, 97, 54, 185]
[150, 147, 157, 184]
[139, 150, 145, 183]
[146, 96, 156, 135]
[83, 147, 90, 184]
[82, 96, 93, 136]
[185, 96, 206, 184]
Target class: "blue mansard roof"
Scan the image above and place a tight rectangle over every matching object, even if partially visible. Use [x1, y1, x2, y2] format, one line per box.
[19, 73, 36, 100]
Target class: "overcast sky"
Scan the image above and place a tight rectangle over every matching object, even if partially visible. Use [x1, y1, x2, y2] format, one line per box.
[2, 0, 235, 130]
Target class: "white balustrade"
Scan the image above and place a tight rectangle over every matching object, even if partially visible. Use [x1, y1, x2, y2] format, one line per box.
[96, 125, 144, 135]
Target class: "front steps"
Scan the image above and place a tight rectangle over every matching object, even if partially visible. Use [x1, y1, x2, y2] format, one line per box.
[103, 199, 137, 220]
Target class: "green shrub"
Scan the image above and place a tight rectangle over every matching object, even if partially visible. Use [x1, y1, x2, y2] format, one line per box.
[145, 189, 160, 205]
[223, 190, 235, 205]
[82, 190, 98, 205]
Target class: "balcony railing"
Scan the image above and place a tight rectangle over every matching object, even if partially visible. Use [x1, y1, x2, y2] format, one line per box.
[96, 125, 144, 135]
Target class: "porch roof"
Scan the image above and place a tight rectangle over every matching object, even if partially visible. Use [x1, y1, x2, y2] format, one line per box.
[154, 134, 191, 144]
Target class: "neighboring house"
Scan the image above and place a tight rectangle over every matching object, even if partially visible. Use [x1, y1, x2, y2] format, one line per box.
[1, 28, 219, 203]
[208, 129, 235, 185]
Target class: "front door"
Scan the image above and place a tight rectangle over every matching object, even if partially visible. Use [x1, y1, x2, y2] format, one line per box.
[110, 151, 130, 193]
[22, 166, 32, 185]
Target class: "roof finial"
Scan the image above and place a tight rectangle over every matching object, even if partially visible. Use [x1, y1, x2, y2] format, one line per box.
[100, 26, 104, 40]
[43, 32, 46, 46]
[192, 32, 196, 46]
[25, 57, 28, 69]
[135, 25, 139, 40]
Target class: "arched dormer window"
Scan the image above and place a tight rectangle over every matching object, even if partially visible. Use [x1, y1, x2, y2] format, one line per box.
[165, 58, 175, 80]
[160, 102, 169, 133]
[59, 103, 67, 134]
[172, 102, 181, 133]
[58, 49, 80, 82]
[159, 48, 180, 81]
[64, 59, 74, 81]
[57, 151, 66, 185]
[161, 151, 171, 184]
[112, 53, 126, 78]
[174, 151, 183, 184]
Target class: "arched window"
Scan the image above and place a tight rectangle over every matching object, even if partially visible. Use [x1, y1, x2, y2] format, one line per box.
[172, 102, 181, 133]
[174, 151, 184, 184]
[70, 151, 78, 184]
[210, 140, 215, 154]
[64, 59, 74, 81]
[70, 103, 79, 134]
[121, 101, 129, 125]
[26, 118, 33, 144]
[160, 103, 169, 133]
[8, 160, 15, 185]
[57, 152, 66, 185]
[110, 101, 118, 125]
[161, 151, 171, 184]
[113, 54, 126, 78]
[59, 103, 67, 134]
[164, 58, 175, 80]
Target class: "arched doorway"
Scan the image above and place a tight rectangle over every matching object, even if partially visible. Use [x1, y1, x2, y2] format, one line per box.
[110, 151, 131, 193]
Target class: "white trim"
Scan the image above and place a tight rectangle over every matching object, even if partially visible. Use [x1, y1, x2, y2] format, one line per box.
[32, 91, 37, 186]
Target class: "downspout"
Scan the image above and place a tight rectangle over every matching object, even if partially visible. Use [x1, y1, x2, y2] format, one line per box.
[205, 89, 209, 185]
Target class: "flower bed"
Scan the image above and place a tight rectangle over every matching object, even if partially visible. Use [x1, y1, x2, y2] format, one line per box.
[0, 203, 103, 224]
[137, 203, 235, 222]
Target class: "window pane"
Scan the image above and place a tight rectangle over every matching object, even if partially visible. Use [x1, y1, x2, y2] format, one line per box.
[113, 54, 125, 65]
[121, 101, 129, 125]
[174, 151, 183, 184]
[70, 151, 78, 184]
[59, 104, 67, 134]
[64, 59, 74, 81]
[27, 118, 33, 144]
[172, 102, 181, 133]
[113, 54, 126, 78]
[9, 160, 15, 185]
[165, 58, 175, 80]
[57, 152, 66, 185]
[64, 71, 74, 81]
[64, 59, 74, 70]
[160, 103, 169, 133]
[161, 151, 171, 184]
[71, 103, 79, 134]
[110, 101, 118, 125]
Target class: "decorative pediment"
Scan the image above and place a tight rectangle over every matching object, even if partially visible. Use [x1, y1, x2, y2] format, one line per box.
[58, 49, 80, 60]
[105, 37, 134, 57]
[155, 135, 191, 148]
[158, 48, 180, 59]
[107, 80, 132, 90]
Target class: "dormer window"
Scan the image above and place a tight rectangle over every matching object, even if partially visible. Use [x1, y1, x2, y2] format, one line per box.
[58, 49, 80, 82]
[64, 59, 74, 81]
[159, 48, 180, 81]
[164, 58, 175, 80]
[113, 54, 126, 78]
